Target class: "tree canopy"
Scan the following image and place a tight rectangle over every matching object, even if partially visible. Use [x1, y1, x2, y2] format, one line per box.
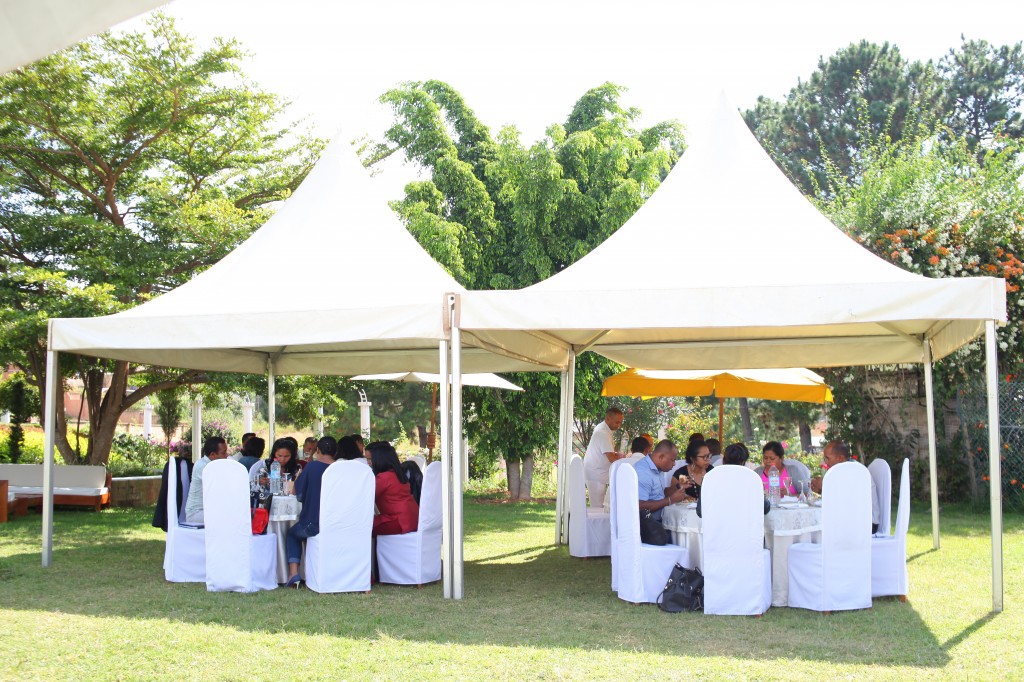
[0, 14, 327, 463]
[371, 81, 684, 495]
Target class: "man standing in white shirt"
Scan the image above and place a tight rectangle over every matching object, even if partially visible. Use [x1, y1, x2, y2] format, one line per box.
[583, 406, 625, 509]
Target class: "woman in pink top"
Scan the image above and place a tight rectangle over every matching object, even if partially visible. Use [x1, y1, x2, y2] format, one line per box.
[760, 441, 795, 495]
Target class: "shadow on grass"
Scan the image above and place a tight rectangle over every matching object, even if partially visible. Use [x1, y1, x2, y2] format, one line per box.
[941, 612, 998, 651]
[907, 548, 938, 563]
[0, 505, 965, 668]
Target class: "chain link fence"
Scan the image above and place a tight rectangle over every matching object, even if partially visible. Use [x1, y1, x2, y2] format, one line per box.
[957, 378, 1024, 511]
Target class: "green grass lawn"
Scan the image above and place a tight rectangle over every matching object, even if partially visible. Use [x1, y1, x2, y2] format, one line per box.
[0, 499, 1020, 681]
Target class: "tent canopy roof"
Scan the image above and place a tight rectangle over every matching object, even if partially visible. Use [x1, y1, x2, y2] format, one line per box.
[457, 94, 1006, 371]
[49, 139, 559, 375]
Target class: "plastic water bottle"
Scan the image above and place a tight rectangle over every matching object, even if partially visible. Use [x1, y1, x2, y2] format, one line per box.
[270, 460, 281, 495]
[768, 465, 780, 508]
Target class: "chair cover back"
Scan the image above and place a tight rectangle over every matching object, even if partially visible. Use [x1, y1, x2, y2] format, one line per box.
[662, 458, 687, 488]
[820, 461, 871, 608]
[872, 458, 910, 597]
[868, 458, 892, 536]
[783, 458, 811, 485]
[164, 453, 204, 582]
[203, 459, 276, 592]
[306, 459, 374, 593]
[568, 455, 610, 558]
[612, 463, 643, 599]
[607, 458, 629, 591]
[709, 455, 722, 467]
[701, 465, 771, 615]
[377, 461, 443, 584]
[406, 455, 426, 472]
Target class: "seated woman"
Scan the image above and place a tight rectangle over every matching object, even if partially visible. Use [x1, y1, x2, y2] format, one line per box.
[366, 441, 419, 536]
[760, 441, 795, 496]
[336, 435, 364, 462]
[249, 437, 301, 487]
[671, 439, 714, 500]
[237, 436, 265, 472]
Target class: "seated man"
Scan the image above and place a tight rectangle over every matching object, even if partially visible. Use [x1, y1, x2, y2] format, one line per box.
[810, 440, 880, 533]
[634, 439, 688, 524]
[629, 436, 651, 458]
[183, 436, 228, 526]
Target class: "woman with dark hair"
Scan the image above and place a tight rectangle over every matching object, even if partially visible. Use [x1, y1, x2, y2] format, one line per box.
[249, 438, 300, 486]
[760, 441, 795, 495]
[336, 435, 363, 461]
[237, 436, 266, 472]
[366, 441, 418, 536]
[671, 439, 714, 500]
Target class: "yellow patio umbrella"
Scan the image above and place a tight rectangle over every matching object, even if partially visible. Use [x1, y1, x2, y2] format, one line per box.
[601, 368, 833, 439]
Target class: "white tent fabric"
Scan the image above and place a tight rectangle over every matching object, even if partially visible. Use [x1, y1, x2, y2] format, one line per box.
[456, 94, 1005, 370]
[352, 372, 523, 391]
[0, 0, 165, 75]
[47, 138, 561, 375]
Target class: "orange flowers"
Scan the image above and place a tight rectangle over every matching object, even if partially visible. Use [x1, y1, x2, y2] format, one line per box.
[929, 255, 940, 265]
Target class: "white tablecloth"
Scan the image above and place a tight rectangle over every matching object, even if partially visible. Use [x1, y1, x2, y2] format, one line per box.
[267, 495, 301, 583]
[661, 502, 822, 607]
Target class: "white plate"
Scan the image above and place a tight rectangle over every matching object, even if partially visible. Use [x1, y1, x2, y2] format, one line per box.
[778, 502, 809, 509]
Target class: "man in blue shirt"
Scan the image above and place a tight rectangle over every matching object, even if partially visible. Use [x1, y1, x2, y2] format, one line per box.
[634, 439, 688, 522]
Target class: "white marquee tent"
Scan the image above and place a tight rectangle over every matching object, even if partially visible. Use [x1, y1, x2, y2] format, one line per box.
[0, 0, 166, 74]
[452, 95, 1008, 610]
[39, 139, 560, 600]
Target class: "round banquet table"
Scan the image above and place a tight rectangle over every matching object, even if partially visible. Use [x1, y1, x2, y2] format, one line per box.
[267, 495, 301, 584]
[661, 502, 822, 607]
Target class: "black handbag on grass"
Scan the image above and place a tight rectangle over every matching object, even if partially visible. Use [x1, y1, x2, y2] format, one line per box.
[657, 564, 704, 612]
[639, 508, 670, 545]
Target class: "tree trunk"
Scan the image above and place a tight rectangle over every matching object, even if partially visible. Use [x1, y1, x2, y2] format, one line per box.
[416, 424, 428, 448]
[739, 398, 754, 442]
[798, 421, 812, 452]
[518, 453, 535, 500]
[505, 458, 522, 500]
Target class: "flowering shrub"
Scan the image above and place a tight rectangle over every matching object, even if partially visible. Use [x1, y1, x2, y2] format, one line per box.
[182, 420, 236, 447]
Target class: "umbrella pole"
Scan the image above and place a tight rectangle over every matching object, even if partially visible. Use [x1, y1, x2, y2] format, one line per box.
[718, 398, 724, 440]
[428, 383, 437, 462]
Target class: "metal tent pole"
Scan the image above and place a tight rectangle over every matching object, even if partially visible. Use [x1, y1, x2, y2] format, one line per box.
[439, 337, 452, 599]
[451, 319, 464, 600]
[984, 320, 1003, 612]
[562, 352, 576, 544]
[267, 358, 276, 448]
[42, 349, 58, 567]
[554, 364, 569, 544]
[923, 340, 940, 549]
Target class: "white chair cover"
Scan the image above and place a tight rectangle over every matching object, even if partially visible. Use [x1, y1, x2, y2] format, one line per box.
[202, 459, 277, 592]
[783, 459, 812, 485]
[377, 461, 442, 585]
[612, 463, 687, 604]
[305, 459, 374, 593]
[405, 455, 427, 472]
[607, 458, 629, 592]
[868, 458, 892, 536]
[662, 458, 688, 488]
[788, 461, 872, 612]
[709, 455, 722, 467]
[872, 458, 910, 598]
[568, 455, 611, 558]
[701, 466, 772, 615]
[164, 454, 205, 582]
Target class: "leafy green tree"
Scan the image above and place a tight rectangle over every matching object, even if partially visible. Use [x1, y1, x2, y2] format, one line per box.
[744, 41, 942, 195]
[153, 386, 186, 452]
[0, 371, 40, 462]
[939, 37, 1024, 150]
[0, 15, 322, 464]
[373, 81, 684, 497]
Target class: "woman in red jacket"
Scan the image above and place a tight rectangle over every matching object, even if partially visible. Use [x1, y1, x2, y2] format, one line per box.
[367, 441, 419, 536]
